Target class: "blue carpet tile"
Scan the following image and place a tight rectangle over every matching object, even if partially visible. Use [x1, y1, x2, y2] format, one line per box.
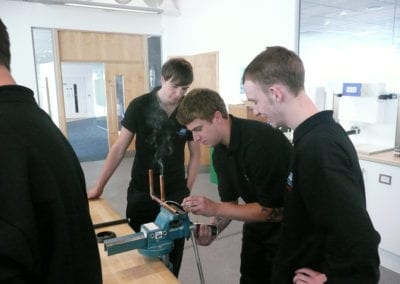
[67, 117, 108, 162]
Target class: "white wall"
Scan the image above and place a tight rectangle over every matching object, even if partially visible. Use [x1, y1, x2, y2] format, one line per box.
[162, 0, 299, 103]
[0, 0, 299, 104]
[0, 0, 162, 92]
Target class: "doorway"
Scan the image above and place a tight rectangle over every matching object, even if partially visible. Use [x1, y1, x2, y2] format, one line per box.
[61, 62, 108, 162]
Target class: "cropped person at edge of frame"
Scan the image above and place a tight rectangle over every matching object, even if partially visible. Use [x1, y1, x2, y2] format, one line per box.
[0, 18, 102, 283]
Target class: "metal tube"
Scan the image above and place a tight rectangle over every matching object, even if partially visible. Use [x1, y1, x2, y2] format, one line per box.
[93, 218, 129, 229]
[190, 229, 206, 284]
[160, 174, 165, 202]
[149, 169, 154, 197]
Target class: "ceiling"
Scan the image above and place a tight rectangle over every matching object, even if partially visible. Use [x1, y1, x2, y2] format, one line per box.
[25, 0, 400, 63]
[16, 0, 180, 15]
[300, 0, 400, 45]
[20, 0, 400, 43]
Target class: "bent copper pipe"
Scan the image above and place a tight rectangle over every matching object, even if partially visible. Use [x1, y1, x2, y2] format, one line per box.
[148, 169, 177, 214]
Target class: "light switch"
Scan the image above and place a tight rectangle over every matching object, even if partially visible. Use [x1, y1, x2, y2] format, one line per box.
[379, 174, 391, 185]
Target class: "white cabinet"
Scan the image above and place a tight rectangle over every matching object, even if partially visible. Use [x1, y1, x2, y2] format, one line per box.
[359, 160, 400, 257]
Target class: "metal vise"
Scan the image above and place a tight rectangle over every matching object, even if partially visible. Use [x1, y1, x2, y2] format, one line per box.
[104, 202, 192, 257]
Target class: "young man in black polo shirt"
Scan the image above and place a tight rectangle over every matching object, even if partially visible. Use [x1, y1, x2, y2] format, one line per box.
[177, 88, 292, 283]
[243, 46, 380, 283]
[88, 57, 201, 277]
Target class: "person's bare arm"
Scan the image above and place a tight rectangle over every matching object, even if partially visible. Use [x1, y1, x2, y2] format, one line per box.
[183, 195, 283, 222]
[195, 215, 232, 246]
[87, 127, 134, 199]
[186, 140, 201, 191]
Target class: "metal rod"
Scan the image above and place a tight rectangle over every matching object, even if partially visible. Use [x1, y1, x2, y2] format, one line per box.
[93, 218, 129, 229]
[190, 229, 206, 284]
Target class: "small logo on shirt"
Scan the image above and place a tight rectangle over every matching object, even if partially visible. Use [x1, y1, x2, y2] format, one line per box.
[177, 128, 188, 136]
[286, 172, 293, 192]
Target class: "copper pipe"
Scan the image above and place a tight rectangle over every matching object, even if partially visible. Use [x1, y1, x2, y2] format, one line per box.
[148, 169, 178, 214]
[160, 174, 165, 202]
[148, 169, 154, 197]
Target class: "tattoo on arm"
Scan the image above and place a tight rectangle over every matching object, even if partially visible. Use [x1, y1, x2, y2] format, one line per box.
[263, 207, 284, 222]
[214, 216, 231, 233]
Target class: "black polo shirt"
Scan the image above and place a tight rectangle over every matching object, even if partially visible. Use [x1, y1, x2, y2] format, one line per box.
[213, 115, 292, 210]
[121, 87, 193, 196]
[272, 110, 380, 283]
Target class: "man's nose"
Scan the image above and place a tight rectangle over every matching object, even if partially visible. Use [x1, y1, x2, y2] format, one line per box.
[177, 89, 186, 99]
[193, 132, 201, 141]
[252, 107, 260, 116]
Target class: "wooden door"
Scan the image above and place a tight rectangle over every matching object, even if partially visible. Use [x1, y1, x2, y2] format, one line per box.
[183, 52, 219, 167]
[105, 62, 146, 150]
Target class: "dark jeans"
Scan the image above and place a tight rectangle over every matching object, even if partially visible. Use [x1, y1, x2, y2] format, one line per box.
[240, 222, 281, 284]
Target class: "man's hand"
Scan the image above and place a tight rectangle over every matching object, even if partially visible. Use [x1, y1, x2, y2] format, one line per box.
[87, 186, 103, 200]
[194, 223, 217, 246]
[182, 195, 218, 216]
[293, 268, 327, 284]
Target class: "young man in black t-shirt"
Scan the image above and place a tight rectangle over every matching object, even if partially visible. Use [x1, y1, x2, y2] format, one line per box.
[177, 88, 292, 283]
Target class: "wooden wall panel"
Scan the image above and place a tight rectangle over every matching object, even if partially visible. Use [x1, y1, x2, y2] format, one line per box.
[58, 30, 145, 63]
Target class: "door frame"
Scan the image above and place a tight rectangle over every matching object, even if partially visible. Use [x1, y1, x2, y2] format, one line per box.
[54, 29, 148, 148]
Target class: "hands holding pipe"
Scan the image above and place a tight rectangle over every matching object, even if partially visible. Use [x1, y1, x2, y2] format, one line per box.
[182, 196, 217, 217]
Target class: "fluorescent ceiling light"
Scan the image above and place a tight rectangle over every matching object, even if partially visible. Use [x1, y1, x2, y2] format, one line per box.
[24, 0, 163, 14]
[64, 2, 161, 13]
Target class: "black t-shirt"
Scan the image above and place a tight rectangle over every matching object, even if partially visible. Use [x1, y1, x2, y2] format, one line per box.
[272, 110, 381, 283]
[121, 87, 193, 197]
[213, 115, 292, 224]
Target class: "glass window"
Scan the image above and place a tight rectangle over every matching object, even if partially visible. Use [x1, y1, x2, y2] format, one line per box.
[299, 0, 400, 150]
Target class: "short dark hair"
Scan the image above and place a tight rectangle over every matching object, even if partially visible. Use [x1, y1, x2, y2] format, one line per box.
[162, 57, 193, 86]
[176, 88, 228, 125]
[0, 18, 11, 70]
[242, 46, 305, 95]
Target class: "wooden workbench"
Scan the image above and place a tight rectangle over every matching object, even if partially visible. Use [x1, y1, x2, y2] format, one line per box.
[89, 198, 179, 283]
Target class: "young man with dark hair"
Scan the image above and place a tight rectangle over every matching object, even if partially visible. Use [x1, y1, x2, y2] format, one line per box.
[243, 46, 380, 283]
[177, 88, 292, 283]
[88, 57, 200, 276]
[0, 18, 102, 283]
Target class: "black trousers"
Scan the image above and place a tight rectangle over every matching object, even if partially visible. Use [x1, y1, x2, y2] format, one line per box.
[240, 222, 281, 284]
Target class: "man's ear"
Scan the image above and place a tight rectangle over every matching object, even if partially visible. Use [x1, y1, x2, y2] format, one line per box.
[270, 84, 284, 103]
[213, 111, 223, 123]
[160, 76, 166, 84]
